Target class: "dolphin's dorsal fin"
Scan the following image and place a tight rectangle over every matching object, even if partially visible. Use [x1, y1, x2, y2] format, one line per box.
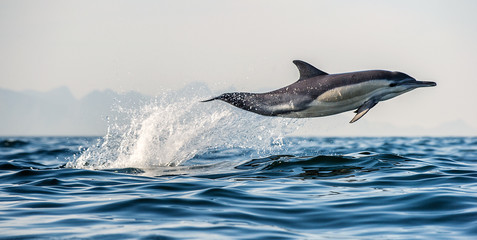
[293, 60, 328, 81]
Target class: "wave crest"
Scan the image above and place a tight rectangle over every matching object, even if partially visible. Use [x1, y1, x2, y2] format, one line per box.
[68, 84, 300, 169]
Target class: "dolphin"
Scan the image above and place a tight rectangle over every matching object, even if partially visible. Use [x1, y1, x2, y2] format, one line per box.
[202, 60, 436, 123]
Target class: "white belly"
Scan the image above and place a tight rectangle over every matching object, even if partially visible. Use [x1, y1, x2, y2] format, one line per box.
[278, 98, 363, 118]
[278, 80, 392, 118]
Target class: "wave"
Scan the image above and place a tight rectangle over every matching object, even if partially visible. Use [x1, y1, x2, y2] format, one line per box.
[0, 139, 29, 148]
[68, 84, 301, 170]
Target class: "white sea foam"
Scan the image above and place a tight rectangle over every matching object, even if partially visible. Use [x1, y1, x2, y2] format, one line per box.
[68, 84, 300, 169]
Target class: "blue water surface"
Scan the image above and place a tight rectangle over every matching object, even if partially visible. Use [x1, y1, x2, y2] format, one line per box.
[1, 136, 476, 239]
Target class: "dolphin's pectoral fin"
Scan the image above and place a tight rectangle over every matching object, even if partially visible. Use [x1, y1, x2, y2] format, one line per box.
[349, 99, 379, 123]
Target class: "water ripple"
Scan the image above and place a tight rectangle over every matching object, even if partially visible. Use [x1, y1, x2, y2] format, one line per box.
[0, 136, 476, 239]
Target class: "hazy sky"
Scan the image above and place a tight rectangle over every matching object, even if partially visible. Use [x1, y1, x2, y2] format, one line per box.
[1, 0, 477, 130]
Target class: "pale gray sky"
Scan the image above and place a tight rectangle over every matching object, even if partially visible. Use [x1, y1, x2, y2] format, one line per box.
[1, 0, 477, 130]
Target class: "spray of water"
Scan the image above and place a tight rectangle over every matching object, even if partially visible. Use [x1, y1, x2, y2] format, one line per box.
[68, 84, 300, 170]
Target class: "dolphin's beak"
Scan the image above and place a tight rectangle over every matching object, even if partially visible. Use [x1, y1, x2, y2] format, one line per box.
[416, 81, 437, 87]
[403, 80, 437, 88]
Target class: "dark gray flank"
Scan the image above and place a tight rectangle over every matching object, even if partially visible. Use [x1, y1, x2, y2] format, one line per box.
[202, 60, 436, 123]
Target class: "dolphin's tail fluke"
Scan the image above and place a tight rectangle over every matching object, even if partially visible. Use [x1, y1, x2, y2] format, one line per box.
[201, 97, 219, 102]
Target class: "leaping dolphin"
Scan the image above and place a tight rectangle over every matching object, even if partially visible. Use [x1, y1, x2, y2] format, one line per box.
[202, 60, 436, 123]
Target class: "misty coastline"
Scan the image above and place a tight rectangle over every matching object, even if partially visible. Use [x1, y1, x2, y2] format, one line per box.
[1, 85, 475, 137]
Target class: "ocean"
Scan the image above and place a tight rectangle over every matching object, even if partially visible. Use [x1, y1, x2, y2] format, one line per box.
[1, 136, 476, 239]
[1, 90, 476, 239]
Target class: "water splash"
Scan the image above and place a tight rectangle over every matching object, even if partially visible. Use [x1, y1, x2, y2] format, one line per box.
[68, 84, 300, 169]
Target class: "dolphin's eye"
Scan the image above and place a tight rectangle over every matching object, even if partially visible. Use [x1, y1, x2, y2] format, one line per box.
[389, 83, 397, 87]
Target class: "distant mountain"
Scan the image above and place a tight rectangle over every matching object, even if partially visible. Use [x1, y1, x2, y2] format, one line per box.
[0, 86, 475, 136]
[0, 87, 149, 136]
